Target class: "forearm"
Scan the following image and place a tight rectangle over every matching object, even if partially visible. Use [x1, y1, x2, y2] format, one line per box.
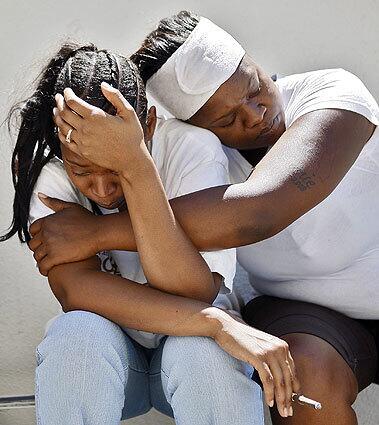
[97, 183, 266, 252]
[48, 263, 223, 337]
[119, 158, 216, 301]
[97, 111, 375, 253]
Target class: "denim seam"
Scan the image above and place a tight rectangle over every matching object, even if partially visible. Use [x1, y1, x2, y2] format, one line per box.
[160, 368, 170, 379]
[127, 365, 149, 374]
[79, 336, 90, 405]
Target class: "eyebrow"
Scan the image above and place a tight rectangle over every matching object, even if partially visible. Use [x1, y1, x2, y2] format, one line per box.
[211, 72, 259, 126]
[65, 158, 91, 168]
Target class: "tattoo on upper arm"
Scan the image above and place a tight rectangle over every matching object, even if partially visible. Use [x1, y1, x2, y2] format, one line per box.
[290, 171, 316, 192]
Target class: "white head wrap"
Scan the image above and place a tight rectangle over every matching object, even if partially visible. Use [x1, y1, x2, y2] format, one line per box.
[146, 17, 245, 120]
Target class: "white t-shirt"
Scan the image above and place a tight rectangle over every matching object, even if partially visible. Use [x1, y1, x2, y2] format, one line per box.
[29, 117, 238, 348]
[224, 69, 379, 319]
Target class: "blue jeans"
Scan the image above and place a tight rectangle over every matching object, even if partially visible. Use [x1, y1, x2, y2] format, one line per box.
[35, 311, 264, 424]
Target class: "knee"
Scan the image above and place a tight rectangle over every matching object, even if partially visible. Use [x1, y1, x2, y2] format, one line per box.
[283, 333, 358, 404]
[36, 311, 127, 370]
[162, 336, 250, 382]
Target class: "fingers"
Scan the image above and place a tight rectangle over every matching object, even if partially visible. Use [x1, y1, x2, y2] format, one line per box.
[288, 351, 301, 393]
[279, 356, 295, 417]
[56, 125, 81, 156]
[33, 244, 47, 263]
[53, 107, 79, 141]
[100, 82, 135, 118]
[28, 233, 42, 252]
[37, 255, 55, 277]
[62, 88, 94, 117]
[55, 94, 82, 129]
[29, 218, 42, 237]
[38, 193, 75, 212]
[255, 362, 275, 408]
[269, 359, 290, 417]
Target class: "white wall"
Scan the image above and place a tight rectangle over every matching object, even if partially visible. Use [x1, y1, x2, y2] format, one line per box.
[0, 1, 378, 424]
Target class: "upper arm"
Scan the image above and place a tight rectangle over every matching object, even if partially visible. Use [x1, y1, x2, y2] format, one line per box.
[244, 108, 375, 238]
[47, 256, 101, 311]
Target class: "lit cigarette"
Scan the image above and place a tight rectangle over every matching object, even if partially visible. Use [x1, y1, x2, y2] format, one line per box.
[292, 393, 322, 410]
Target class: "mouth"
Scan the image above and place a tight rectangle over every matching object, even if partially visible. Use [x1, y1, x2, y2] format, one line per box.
[97, 198, 125, 210]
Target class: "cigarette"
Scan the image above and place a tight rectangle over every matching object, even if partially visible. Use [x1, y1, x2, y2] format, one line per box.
[292, 393, 322, 410]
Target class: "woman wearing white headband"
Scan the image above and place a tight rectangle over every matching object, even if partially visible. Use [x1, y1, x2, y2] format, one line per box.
[30, 10, 378, 425]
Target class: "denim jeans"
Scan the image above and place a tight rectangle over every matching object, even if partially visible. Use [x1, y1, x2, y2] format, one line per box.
[35, 310, 264, 424]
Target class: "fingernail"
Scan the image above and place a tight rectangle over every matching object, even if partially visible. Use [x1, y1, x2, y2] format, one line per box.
[288, 406, 293, 416]
[283, 407, 288, 417]
[63, 87, 73, 96]
[54, 93, 60, 102]
[53, 107, 57, 115]
[101, 81, 112, 88]
[38, 192, 47, 199]
[269, 400, 274, 408]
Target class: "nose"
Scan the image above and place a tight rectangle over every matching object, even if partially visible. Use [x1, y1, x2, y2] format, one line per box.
[91, 176, 117, 199]
[241, 102, 267, 129]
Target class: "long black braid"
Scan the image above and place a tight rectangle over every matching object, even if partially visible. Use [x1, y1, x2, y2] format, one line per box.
[2, 42, 147, 243]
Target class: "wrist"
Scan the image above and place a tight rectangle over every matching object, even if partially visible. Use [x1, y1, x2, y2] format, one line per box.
[119, 156, 158, 187]
[94, 215, 110, 252]
[197, 306, 228, 339]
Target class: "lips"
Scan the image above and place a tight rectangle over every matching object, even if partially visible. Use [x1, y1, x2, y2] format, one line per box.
[97, 198, 125, 209]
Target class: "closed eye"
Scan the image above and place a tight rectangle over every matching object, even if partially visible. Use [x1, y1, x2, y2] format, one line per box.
[219, 114, 237, 128]
[72, 171, 91, 176]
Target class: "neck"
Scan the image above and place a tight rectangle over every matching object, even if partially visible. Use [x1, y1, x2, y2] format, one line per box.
[238, 147, 268, 167]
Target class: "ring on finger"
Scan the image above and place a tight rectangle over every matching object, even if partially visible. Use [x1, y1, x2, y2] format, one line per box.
[65, 128, 73, 144]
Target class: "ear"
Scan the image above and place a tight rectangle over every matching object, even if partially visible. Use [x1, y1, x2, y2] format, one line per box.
[145, 106, 157, 142]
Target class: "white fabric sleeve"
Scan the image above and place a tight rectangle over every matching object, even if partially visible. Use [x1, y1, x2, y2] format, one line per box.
[284, 69, 379, 128]
[29, 159, 92, 225]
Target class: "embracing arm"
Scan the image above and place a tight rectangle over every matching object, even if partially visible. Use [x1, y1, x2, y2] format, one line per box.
[34, 92, 374, 265]
[79, 108, 376, 251]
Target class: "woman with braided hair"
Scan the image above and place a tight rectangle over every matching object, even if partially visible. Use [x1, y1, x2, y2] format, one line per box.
[1, 42, 296, 424]
[35, 10, 379, 425]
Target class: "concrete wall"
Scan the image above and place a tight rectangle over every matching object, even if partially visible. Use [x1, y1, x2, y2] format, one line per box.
[0, 1, 378, 424]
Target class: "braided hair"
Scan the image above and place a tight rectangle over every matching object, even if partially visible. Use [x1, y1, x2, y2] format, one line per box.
[2, 42, 147, 243]
[131, 10, 200, 84]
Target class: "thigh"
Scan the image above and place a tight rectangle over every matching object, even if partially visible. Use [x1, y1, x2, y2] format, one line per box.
[160, 336, 264, 425]
[242, 296, 378, 392]
[37, 311, 153, 420]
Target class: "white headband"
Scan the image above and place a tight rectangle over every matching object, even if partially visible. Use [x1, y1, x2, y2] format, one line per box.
[146, 17, 245, 120]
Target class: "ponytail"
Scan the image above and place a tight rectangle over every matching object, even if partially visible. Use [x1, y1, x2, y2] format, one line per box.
[1, 43, 94, 242]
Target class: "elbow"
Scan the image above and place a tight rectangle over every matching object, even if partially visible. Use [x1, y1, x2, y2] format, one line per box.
[184, 275, 220, 304]
[48, 278, 70, 312]
[47, 270, 76, 312]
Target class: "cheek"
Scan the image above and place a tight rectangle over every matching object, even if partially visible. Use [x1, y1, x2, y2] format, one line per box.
[68, 175, 91, 197]
[212, 127, 248, 149]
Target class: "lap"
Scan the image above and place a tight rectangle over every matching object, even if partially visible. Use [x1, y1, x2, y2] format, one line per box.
[38, 310, 169, 419]
[242, 296, 378, 391]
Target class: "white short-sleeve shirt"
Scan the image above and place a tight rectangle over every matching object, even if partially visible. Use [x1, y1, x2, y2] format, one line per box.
[224, 69, 379, 319]
[30, 117, 237, 347]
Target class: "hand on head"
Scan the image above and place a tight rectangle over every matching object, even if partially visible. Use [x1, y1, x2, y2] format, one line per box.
[54, 83, 149, 173]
